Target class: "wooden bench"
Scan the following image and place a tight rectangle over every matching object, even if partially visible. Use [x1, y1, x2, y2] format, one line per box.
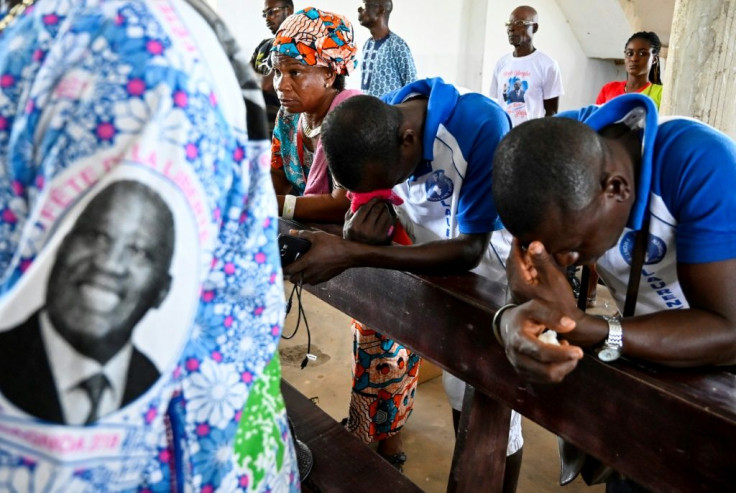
[280, 219, 736, 492]
[281, 380, 422, 492]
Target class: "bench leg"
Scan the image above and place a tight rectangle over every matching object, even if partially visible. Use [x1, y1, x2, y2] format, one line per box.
[448, 385, 511, 493]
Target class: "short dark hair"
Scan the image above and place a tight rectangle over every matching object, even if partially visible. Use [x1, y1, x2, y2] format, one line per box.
[626, 31, 662, 85]
[322, 95, 403, 190]
[492, 118, 604, 237]
[333, 74, 346, 91]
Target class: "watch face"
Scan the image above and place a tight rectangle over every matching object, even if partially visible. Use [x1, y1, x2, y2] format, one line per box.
[598, 346, 621, 362]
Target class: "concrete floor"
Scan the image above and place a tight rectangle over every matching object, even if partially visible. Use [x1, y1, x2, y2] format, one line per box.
[280, 283, 611, 492]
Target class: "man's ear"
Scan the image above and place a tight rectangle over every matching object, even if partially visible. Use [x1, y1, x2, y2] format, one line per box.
[323, 68, 337, 88]
[399, 128, 417, 148]
[604, 174, 632, 203]
[532, 23, 539, 34]
[153, 274, 172, 309]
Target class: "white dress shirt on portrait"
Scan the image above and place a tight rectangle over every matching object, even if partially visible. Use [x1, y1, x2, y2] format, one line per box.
[40, 311, 132, 425]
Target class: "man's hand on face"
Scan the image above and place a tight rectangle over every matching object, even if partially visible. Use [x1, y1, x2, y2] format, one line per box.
[343, 198, 395, 245]
[508, 239, 578, 313]
[282, 229, 353, 285]
[499, 299, 584, 383]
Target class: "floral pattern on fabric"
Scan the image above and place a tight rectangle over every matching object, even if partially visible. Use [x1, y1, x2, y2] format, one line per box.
[0, 1, 297, 491]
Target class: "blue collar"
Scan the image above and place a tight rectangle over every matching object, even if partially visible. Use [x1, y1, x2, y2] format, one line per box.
[580, 94, 659, 231]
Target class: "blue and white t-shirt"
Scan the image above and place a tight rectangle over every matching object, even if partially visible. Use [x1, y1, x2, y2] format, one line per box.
[560, 94, 736, 314]
[383, 78, 523, 454]
[0, 1, 297, 491]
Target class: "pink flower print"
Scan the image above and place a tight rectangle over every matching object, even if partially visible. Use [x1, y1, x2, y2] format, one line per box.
[270, 325, 280, 337]
[241, 371, 253, 384]
[223, 316, 233, 328]
[41, 14, 59, 25]
[211, 350, 223, 362]
[25, 99, 35, 114]
[253, 306, 264, 316]
[2, 208, 17, 223]
[0, 116, 8, 132]
[96, 122, 116, 141]
[158, 449, 171, 464]
[145, 406, 157, 424]
[186, 357, 200, 372]
[238, 475, 250, 488]
[202, 290, 215, 302]
[209, 91, 217, 106]
[254, 252, 266, 264]
[146, 39, 164, 56]
[232, 145, 244, 162]
[201, 485, 214, 493]
[173, 90, 188, 108]
[0, 74, 15, 89]
[19, 259, 32, 273]
[126, 78, 146, 97]
[185, 142, 199, 160]
[11, 181, 23, 196]
[234, 409, 243, 422]
[32, 49, 45, 62]
[115, 14, 125, 26]
[223, 262, 235, 275]
[196, 423, 211, 436]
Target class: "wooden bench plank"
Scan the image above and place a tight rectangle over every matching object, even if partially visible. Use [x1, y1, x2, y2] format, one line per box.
[281, 380, 422, 492]
[279, 219, 736, 492]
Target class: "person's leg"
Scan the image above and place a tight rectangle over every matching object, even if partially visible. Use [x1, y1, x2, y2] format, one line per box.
[347, 320, 420, 471]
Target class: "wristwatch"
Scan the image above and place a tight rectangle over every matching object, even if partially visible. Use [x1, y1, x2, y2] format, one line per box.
[597, 316, 623, 362]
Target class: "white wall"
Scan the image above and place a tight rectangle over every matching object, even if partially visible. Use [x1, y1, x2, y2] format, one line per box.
[217, 0, 625, 109]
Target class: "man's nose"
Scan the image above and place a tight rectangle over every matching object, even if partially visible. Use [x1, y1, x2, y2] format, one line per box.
[94, 244, 128, 274]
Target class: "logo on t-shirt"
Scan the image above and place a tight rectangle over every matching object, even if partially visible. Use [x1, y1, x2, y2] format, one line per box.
[619, 231, 667, 265]
[424, 170, 453, 201]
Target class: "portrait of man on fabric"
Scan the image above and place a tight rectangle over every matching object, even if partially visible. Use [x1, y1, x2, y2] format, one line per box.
[0, 178, 195, 426]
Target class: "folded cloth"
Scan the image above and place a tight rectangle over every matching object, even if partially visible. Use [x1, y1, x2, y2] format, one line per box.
[346, 190, 411, 245]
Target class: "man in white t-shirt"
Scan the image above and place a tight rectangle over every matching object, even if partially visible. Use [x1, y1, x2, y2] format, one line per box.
[490, 5, 564, 126]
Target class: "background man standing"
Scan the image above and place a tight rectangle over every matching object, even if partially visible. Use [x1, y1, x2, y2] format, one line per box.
[490, 5, 563, 126]
[251, 0, 294, 133]
[358, 0, 417, 97]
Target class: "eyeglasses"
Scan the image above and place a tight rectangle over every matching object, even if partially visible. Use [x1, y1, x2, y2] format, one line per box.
[262, 6, 287, 18]
[505, 20, 536, 28]
[624, 49, 652, 58]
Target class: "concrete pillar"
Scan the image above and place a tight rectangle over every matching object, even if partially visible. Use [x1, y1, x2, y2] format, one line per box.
[661, 0, 736, 138]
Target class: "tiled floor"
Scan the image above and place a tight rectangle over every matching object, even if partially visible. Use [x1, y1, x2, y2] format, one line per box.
[280, 283, 609, 492]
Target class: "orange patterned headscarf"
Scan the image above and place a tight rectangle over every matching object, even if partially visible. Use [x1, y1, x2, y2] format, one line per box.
[271, 7, 358, 76]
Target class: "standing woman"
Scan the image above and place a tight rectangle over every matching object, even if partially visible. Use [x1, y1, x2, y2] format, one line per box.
[270, 7, 359, 222]
[270, 8, 419, 471]
[596, 31, 663, 109]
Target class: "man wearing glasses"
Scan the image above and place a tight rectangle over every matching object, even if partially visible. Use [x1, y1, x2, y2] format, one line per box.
[250, 0, 294, 134]
[357, 0, 417, 97]
[489, 5, 563, 127]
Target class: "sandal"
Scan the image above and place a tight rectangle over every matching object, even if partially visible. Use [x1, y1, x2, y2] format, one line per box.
[378, 450, 407, 473]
